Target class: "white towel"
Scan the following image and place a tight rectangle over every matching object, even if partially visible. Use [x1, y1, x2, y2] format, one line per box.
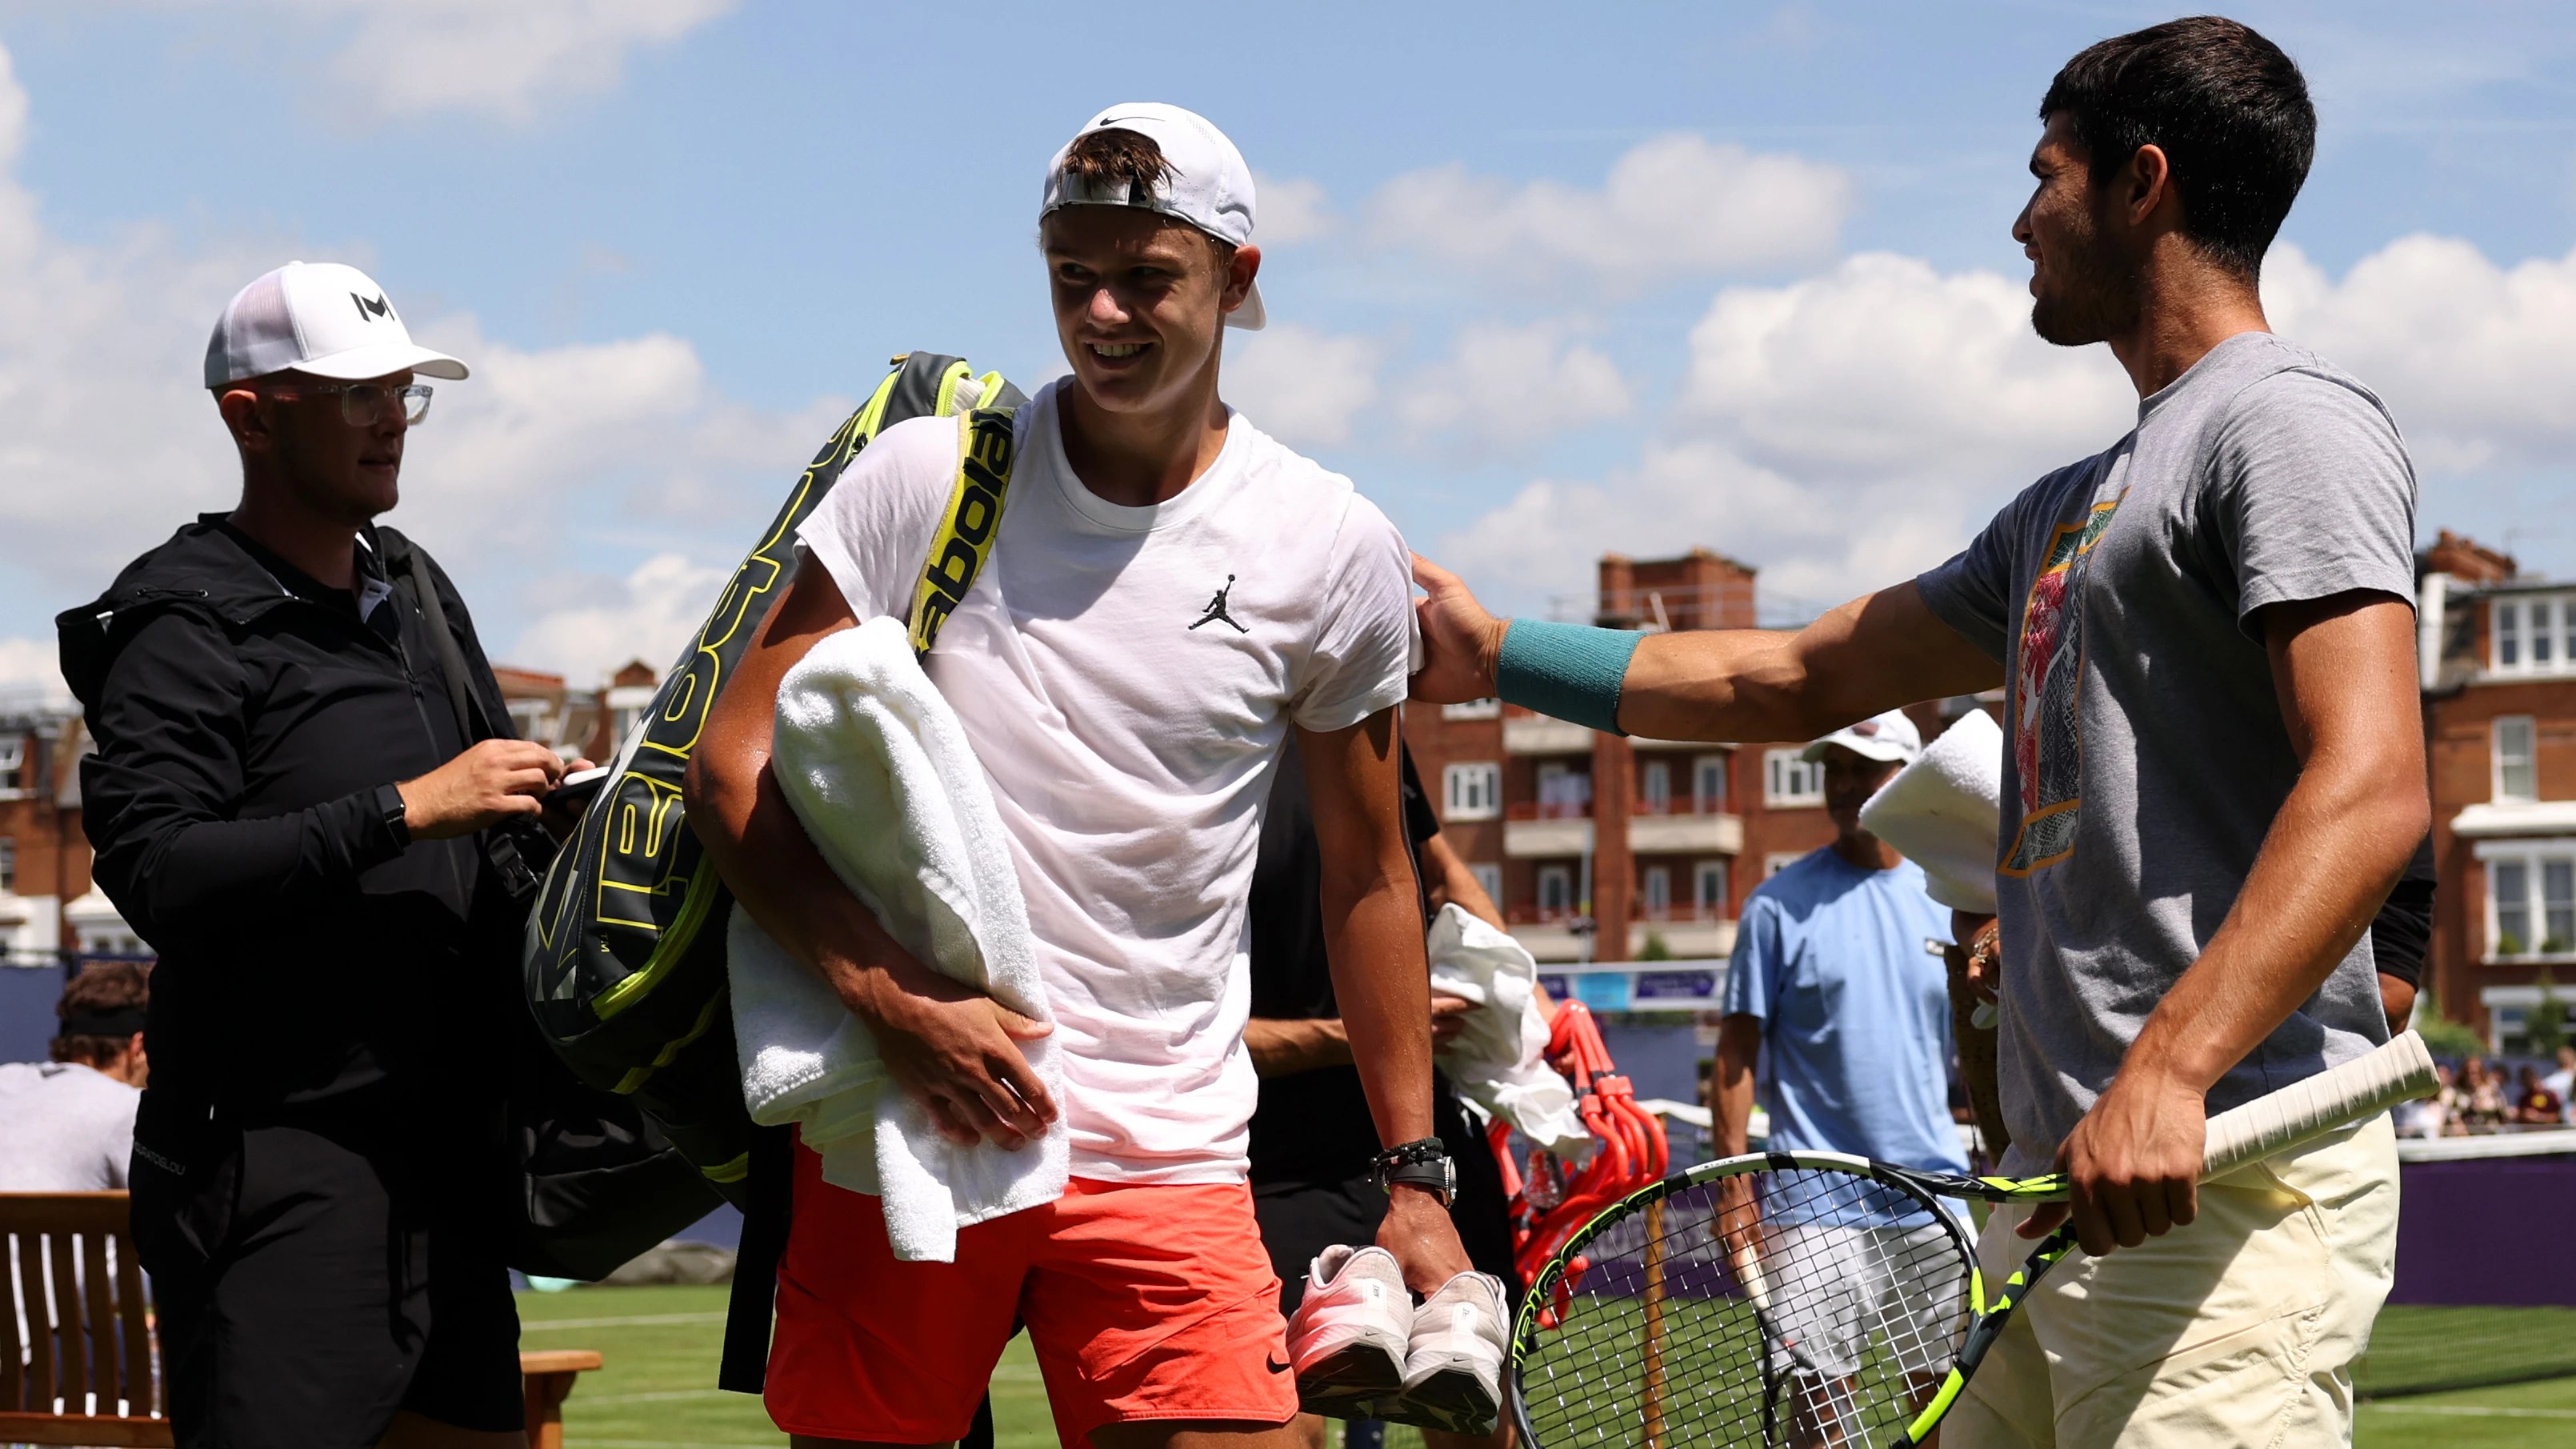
[726, 615, 1065, 1262]
[1857, 706, 2005, 915]
[1425, 904, 1594, 1160]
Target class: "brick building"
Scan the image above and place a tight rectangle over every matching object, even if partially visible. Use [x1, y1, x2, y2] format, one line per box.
[1405, 549, 1854, 964]
[2418, 530, 2576, 1048]
[0, 708, 139, 966]
[492, 658, 660, 765]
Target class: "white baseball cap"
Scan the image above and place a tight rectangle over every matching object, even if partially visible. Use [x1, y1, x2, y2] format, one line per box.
[1801, 709, 1923, 767]
[203, 261, 469, 389]
[1042, 102, 1266, 331]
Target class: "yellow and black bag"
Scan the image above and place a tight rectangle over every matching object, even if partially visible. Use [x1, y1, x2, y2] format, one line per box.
[519, 352, 1022, 1385]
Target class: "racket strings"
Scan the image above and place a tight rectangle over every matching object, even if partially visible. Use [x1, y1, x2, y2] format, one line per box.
[1518, 1169, 1974, 1447]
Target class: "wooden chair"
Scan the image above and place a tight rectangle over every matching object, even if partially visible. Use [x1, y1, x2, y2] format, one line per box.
[519, 1349, 604, 1449]
[0, 1192, 603, 1447]
[0, 1191, 168, 1447]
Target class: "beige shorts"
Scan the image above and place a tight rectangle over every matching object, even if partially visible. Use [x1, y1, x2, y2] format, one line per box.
[1944, 1115, 2398, 1448]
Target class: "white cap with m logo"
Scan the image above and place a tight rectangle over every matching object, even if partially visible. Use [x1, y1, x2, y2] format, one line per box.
[203, 260, 470, 387]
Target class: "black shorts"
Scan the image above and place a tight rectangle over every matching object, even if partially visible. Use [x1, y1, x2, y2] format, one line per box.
[1250, 1093, 1521, 1317]
[134, 1117, 523, 1447]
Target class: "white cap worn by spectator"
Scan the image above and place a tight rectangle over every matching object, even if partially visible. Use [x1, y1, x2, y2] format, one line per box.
[1041, 101, 1267, 330]
[1801, 708, 1923, 767]
[204, 261, 470, 388]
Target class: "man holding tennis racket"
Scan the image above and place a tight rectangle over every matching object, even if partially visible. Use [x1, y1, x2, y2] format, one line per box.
[1413, 17, 2423, 1445]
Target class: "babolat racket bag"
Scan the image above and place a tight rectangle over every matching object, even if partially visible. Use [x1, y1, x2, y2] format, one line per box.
[522, 352, 1025, 1195]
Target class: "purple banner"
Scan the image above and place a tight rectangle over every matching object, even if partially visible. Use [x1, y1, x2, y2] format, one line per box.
[2390, 1153, 2576, 1306]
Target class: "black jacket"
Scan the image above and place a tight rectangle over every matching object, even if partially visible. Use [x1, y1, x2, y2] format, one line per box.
[59, 515, 523, 1118]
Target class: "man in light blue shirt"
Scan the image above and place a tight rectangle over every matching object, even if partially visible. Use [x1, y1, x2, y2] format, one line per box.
[1715, 709, 1964, 1175]
[1712, 710, 1967, 1430]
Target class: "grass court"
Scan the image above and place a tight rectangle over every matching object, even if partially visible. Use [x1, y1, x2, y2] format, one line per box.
[521, 1286, 2576, 1447]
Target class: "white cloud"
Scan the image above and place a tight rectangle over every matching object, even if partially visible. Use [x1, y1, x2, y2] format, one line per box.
[1439, 252, 2134, 614]
[1366, 134, 1850, 295]
[1252, 174, 1334, 246]
[506, 551, 729, 683]
[0, 635, 68, 712]
[2262, 236, 2576, 474]
[1677, 251, 2132, 482]
[1398, 321, 1632, 451]
[1224, 322, 1383, 447]
[304, 0, 738, 124]
[0, 36, 845, 692]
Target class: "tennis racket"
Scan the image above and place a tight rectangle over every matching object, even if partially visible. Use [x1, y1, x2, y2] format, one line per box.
[1509, 1030, 2434, 1448]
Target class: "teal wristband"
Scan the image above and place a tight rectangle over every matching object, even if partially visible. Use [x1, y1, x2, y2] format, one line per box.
[1494, 619, 1642, 736]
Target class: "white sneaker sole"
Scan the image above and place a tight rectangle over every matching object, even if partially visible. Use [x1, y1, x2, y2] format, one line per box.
[1390, 1351, 1503, 1435]
[1293, 1325, 1410, 1419]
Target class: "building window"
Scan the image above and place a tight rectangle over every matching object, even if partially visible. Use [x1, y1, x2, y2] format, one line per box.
[2487, 847, 2576, 957]
[2496, 716, 2537, 803]
[1641, 761, 1671, 815]
[1470, 863, 1502, 906]
[1766, 851, 1805, 878]
[1441, 698, 1502, 721]
[1765, 749, 1824, 807]
[0, 739, 22, 797]
[506, 698, 552, 744]
[1443, 762, 1502, 821]
[1538, 865, 1574, 916]
[1535, 763, 1592, 819]
[1642, 867, 1670, 916]
[1694, 755, 1727, 814]
[2491, 594, 2575, 675]
[1694, 859, 1730, 915]
[0, 838, 14, 894]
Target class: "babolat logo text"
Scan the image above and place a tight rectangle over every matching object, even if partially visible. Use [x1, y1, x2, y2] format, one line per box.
[352, 292, 394, 322]
[909, 408, 1018, 658]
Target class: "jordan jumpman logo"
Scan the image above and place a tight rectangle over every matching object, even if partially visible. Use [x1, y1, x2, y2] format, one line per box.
[1190, 574, 1248, 633]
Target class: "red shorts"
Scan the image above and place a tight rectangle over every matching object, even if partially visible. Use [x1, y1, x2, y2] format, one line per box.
[766, 1142, 1298, 1447]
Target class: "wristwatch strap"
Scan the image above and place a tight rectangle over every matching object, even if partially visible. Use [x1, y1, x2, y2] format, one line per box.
[375, 782, 413, 848]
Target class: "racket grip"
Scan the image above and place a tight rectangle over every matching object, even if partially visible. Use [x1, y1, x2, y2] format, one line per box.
[2201, 1031, 2434, 1180]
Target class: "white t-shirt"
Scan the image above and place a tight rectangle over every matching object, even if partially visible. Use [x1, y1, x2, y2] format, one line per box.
[796, 381, 1417, 1184]
[0, 1061, 138, 1191]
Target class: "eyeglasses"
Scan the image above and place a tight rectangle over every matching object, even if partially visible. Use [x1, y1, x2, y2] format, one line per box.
[267, 382, 434, 427]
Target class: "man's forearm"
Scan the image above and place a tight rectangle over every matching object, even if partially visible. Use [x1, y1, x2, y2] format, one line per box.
[1714, 1014, 1761, 1156]
[1323, 875, 1437, 1147]
[1615, 585, 2002, 742]
[1245, 1017, 1352, 1078]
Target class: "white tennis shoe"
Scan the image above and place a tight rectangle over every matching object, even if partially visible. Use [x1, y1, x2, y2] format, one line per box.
[1395, 1270, 1510, 1435]
[1286, 1244, 1414, 1418]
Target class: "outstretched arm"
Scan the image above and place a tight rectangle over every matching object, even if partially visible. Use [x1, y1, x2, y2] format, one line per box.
[683, 554, 1055, 1149]
[1409, 555, 2002, 742]
[2022, 590, 2427, 1255]
[1302, 706, 1475, 1291]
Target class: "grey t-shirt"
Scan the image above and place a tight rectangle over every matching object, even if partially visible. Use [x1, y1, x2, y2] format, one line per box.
[0, 1060, 138, 1191]
[1916, 331, 2418, 1167]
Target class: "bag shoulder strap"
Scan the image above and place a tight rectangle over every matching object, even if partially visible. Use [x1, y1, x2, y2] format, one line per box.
[906, 403, 1021, 659]
[402, 542, 488, 745]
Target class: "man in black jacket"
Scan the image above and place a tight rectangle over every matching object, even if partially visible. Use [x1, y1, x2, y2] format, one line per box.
[60, 262, 582, 1449]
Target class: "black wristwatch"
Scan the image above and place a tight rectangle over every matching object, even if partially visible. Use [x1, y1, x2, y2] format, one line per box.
[375, 782, 414, 848]
[1372, 1137, 1455, 1206]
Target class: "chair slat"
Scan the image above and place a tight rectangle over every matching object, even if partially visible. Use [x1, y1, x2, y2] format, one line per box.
[82, 1232, 118, 1411]
[0, 1234, 26, 1411]
[46, 1232, 85, 1413]
[113, 1226, 152, 1419]
[0, 1196, 128, 1235]
[24, 1235, 53, 1414]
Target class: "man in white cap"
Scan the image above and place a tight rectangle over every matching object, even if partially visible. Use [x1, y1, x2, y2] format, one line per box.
[61, 262, 582, 1449]
[1709, 710, 1969, 1435]
[690, 105, 1498, 1447]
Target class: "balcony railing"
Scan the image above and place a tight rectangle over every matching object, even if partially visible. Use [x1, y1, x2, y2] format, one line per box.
[1630, 798, 1729, 816]
[1631, 904, 1730, 924]
[1506, 800, 1594, 820]
[1506, 906, 1590, 925]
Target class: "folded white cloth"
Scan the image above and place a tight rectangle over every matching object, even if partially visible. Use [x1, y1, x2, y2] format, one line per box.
[1425, 905, 1593, 1160]
[727, 615, 1064, 1262]
[1857, 706, 2005, 915]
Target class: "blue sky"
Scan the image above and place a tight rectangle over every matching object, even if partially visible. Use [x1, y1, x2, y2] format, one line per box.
[2, 0, 2574, 694]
